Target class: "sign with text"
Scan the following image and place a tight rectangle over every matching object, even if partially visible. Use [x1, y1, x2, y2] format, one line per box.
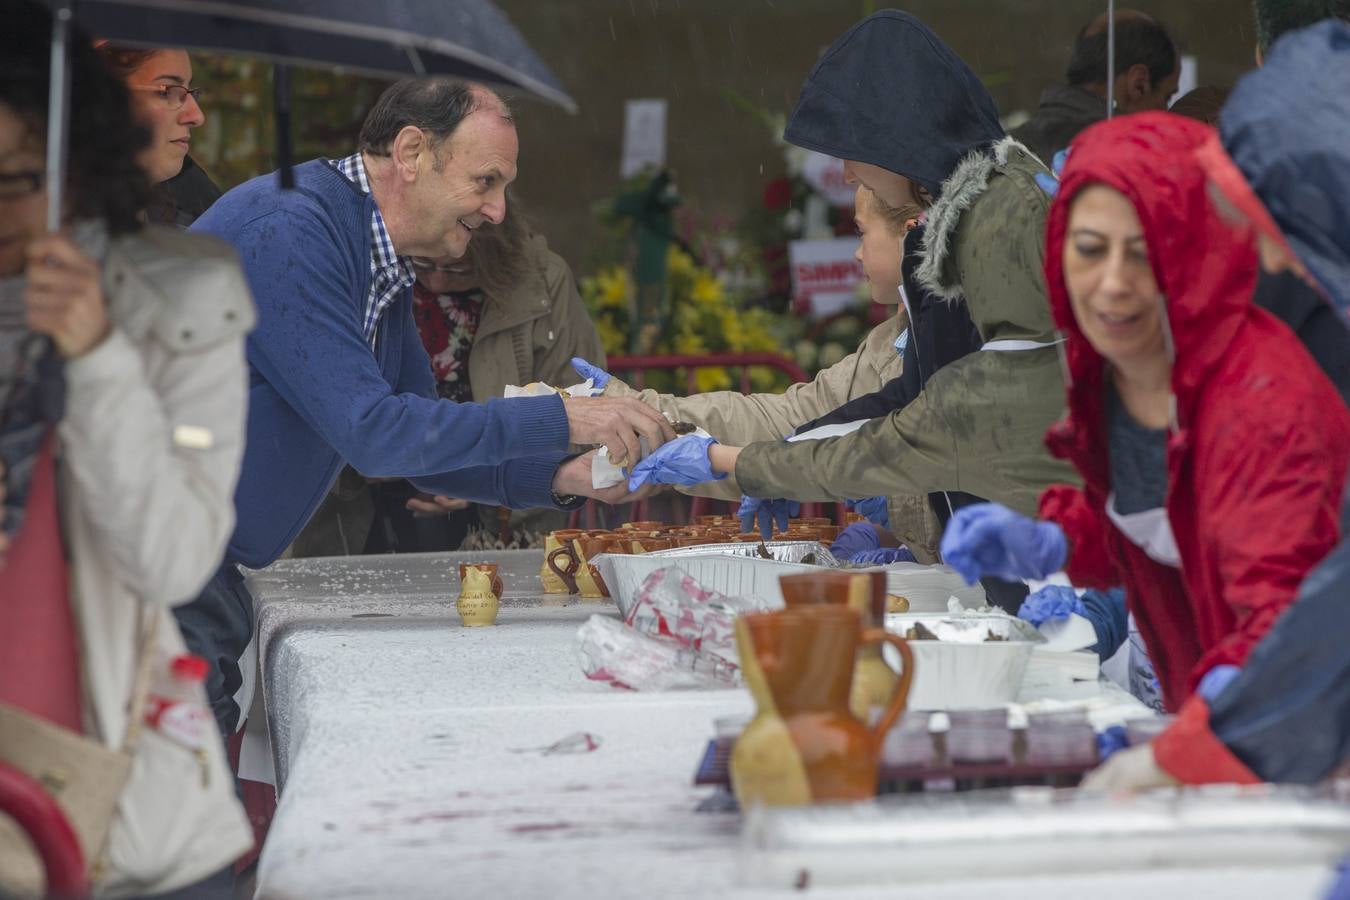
[620, 98, 667, 178]
[800, 151, 856, 208]
[789, 238, 864, 318]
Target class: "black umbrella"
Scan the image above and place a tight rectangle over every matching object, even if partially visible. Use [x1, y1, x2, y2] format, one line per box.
[44, 0, 576, 223]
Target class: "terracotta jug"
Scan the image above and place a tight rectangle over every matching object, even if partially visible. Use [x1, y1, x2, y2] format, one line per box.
[457, 565, 500, 626]
[547, 535, 622, 598]
[730, 606, 913, 807]
[778, 571, 897, 722]
[540, 530, 585, 593]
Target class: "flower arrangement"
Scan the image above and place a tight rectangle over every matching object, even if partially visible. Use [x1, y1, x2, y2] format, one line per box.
[581, 243, 799, 394]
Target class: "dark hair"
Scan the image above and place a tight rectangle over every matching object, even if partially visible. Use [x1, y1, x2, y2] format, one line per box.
[95, 44, 158, 78]
[461, 186, 530, 298]
[358, 78, 511, 164]
[1254, 0, 1350, 51]
[2, 1, 151, 234]
[1066, 13, 1178, 87]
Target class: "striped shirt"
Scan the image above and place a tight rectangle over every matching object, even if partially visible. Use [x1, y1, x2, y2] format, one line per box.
[333, 153, 415, 348]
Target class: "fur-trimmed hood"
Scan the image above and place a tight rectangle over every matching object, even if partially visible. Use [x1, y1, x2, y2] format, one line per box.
[914, 136, 1060, 345]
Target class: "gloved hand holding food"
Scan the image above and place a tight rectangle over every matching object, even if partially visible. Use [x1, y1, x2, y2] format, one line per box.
[939, 502, 1067, 585]
[626, 435, 726, 491]
[1017, 584, 1084, 626]
[737, 496, 799, 540]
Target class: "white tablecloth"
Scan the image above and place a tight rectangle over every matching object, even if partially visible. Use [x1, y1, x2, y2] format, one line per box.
[249, 551, 1336, 900]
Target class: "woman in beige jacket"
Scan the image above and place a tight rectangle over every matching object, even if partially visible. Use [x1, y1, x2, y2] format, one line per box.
[586, 186, 942, 557]
[0, 12, 251, 894]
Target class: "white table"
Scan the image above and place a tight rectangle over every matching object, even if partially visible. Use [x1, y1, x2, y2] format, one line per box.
[249, 552, 1336, 900]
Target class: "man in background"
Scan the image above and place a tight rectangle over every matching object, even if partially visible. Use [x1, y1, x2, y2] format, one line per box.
[1012, 10, 1179, 165]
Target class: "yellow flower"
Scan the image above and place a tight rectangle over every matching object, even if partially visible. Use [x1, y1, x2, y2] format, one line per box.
[691, 273, 724, 308]
[667, 245, 696, 279]
[695, 366, 732, 393]
[674, 331, 707, 355]
[595, 267, 632, 311]
[595, 316, 627, 357]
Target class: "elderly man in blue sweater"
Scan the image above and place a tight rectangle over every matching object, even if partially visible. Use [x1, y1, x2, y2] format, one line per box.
[180, 79, 672, 736]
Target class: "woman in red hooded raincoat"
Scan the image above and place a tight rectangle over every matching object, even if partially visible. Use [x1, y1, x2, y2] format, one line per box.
[940, 111, 1350, 716]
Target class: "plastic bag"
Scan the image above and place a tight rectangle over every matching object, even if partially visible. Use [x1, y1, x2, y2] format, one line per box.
[624, 566, 769, 666]
[576, 615, 740, 691]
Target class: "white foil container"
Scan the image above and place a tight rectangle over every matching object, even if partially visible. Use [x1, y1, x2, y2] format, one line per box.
[593, 553, 818, 618]
[740, 784, 1350, 888]
[648, 541, 839, 566]
[885, 612, 1043, 710]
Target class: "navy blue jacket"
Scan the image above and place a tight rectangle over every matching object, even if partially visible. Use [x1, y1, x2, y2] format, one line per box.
[192, 160, 571, 568]
[1223, 20, 1350, 317]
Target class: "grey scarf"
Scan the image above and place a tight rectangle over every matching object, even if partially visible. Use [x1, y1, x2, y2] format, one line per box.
[0, 221, 107, 540]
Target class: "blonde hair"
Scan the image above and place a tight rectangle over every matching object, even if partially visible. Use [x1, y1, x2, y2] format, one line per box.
[857, 184, 922, 234]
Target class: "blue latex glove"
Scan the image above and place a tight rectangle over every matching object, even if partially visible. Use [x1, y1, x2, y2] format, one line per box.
[570, 357, 611, 389]
[1034, 148, 1071, 197]
[1196, 664, 1242, 702]
[939, 503, 1068, 586]
[1017, 584, 1084, 627]
[737, 496, 799, 540]
[846, 496, 890, 529]
[831, 521, 882, 557]
[1019, 585, 1129, 659]
[1095, 725, 1129, 763]
[626, 435, 725, 491]
[848, 547, 916, 566]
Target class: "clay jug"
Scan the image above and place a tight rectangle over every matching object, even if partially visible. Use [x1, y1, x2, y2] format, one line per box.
[547, 536, 621, 598]
[457, 565, 500, 626]
[541, 530, 585, 593]
[730, 606, 913, 807]
[458, 562, 504, 599]
[778, 571, 897, 721]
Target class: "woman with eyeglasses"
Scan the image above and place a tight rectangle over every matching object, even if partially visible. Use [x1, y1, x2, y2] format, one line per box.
[96, 44, 219, 227]
[0, 3, 251, 893]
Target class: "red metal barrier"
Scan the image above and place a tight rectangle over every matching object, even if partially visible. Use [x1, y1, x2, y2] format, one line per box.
[0, 761, 88, 897]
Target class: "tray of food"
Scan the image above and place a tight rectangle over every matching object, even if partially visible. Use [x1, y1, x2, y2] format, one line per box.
[883, 612, 1043, 710]
[593, 552, 826, 618]
[646, 541, 839, 567]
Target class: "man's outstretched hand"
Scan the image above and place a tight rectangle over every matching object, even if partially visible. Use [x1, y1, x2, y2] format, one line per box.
[562, 396, 675, 469]
[553, 450, 665, 506]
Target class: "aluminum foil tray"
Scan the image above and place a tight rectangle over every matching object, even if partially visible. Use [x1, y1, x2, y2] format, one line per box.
[647, 541, 839, 567]
[592, 553, 816, 618]
[884, 612, 1043, 710]
[740, 784, 1350, 888]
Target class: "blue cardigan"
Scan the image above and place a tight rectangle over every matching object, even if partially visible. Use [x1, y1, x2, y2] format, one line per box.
[192, 160, 571, 568]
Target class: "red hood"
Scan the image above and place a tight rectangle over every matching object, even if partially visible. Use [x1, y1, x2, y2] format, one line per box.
[1044, 112, 1260, 474]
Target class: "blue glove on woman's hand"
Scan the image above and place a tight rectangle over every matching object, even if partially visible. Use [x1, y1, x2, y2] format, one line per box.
[626, 435, 724, 491]
[1017, 584, 1084, 627]
[939, 502, 1068, 585]
[570, 357, 612, 389]
[737, 496, 799, 540]
[1196, 664, 1241, 702]
[847, 496, 890, 529]
[848, 547, 917, 566]
[830, 523, 918, 565]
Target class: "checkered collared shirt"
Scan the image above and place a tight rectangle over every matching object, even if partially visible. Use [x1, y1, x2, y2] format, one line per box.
[334, 153, 415, 348]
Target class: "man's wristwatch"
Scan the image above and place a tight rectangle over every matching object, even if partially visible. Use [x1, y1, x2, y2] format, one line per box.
[551, 490, 583, 509]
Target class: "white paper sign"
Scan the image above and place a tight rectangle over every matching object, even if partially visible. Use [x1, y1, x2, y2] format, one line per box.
[1175, 54, 1198, 102]
[788, 237, 864, 317]
[620, 98, 667, 178]
[800, 151, 856, 207]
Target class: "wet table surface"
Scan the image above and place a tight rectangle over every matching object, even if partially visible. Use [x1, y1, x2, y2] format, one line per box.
[249, 551, 1335, 900]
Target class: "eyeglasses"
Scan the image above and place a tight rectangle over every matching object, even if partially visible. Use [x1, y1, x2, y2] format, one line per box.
[0, 171, 43, 200]
[127, 83, 203, 110]
[409, 257, 471, 274]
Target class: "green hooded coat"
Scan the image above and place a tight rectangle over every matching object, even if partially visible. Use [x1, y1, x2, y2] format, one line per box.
[734, 137, 1079, 517]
